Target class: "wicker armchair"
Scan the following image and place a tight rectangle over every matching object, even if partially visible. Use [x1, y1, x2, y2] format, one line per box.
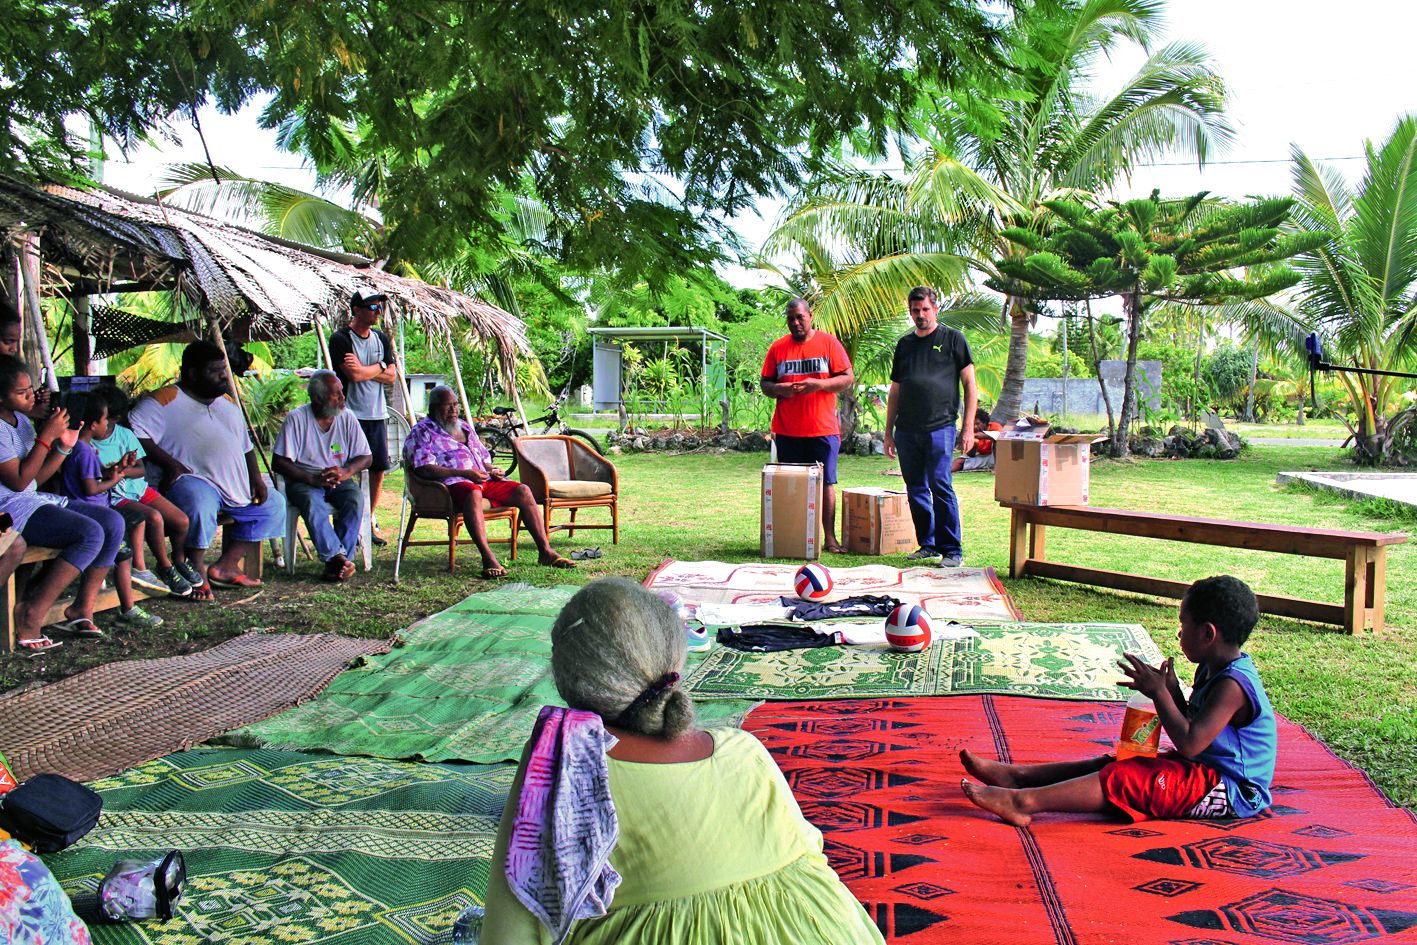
[512, 435, 619, 543]
[392, 461, 519, 582]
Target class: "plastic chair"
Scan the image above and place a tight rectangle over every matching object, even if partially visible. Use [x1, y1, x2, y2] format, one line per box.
[279, 472, 374, 575]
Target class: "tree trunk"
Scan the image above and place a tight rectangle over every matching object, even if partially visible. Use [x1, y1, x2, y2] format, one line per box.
[1191, 321, 1205, 421]
[993, 295, 1031, 423]
[1113, 290, 1143, 457]
[839, 384, 860, 442]
[1087, 304, 1116, 443]
[1242, 345, 1259, 422]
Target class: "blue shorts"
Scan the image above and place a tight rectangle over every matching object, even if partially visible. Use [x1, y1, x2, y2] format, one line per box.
[774, 434, 840, 485]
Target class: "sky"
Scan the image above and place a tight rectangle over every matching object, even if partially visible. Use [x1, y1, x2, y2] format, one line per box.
[101, 1, 1417, 291]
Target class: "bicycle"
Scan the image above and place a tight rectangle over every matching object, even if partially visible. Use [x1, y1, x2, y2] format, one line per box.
[474, 387, 605, 475]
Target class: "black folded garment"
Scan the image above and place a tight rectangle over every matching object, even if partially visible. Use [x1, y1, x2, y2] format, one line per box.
[776, 594, 902, 621]
[717, 624, 847, 652]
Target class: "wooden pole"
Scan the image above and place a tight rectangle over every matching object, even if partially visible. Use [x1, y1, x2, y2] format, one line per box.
[312, 314, 335, 370]
[447, 332, 472, 420]
[73, 296, 93, 376]
[207, 317, 313, 566]
[19, 235, 58, 391]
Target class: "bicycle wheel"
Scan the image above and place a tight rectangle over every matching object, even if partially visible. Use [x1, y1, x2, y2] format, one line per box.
[474, 425, 519, 476]
[564, 428, 604, 456]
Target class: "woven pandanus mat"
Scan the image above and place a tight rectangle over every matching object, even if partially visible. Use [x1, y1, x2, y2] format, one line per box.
[0, 631, 389, 781]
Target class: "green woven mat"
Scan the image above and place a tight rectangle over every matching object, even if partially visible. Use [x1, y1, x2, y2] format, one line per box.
[225, 585, 758, 765]
[684, 622, 1165, 701]
[46, 747, 511, 945]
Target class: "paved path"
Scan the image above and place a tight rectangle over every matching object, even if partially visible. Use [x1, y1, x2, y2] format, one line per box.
[1278, 471, 1417, 509]
[1250, 437, 1345, 447]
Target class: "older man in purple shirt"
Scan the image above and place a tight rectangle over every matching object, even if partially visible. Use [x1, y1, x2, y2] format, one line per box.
[403, 386, 573, 578]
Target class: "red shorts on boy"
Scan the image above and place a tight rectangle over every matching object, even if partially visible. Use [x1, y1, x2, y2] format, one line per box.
[446, 480, 522, 507]
[1098, 753, 1220, 821]
[116, 486, 161, 507]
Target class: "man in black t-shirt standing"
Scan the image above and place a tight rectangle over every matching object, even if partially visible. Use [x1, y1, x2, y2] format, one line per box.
[884, 286, 978, 567]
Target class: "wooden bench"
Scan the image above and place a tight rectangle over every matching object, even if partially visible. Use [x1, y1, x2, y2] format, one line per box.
[1003, 503, 1408, 634]
[1, 520, 262, 652]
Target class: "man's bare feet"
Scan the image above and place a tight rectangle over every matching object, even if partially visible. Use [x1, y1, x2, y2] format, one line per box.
[537, 551, 576, 569]
[959, 749, 1020, 788]
[824, 541, 846, 554]
[961, 778, 1032, 827]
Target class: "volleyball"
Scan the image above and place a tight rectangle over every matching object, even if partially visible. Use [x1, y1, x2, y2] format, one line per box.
[885, 604, 932, 652]
[794, 563, 834, 601]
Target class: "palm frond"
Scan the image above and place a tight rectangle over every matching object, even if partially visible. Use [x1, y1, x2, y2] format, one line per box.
[812, 252, 973, 338]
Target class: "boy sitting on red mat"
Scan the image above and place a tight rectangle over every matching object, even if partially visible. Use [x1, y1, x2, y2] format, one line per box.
[960, 575, 1276, 825]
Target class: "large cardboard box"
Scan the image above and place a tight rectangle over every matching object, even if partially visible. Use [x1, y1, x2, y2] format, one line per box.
[761, 463, 824, 560]
[843, 487, 916, 555]
[987, 426, 1106, 506]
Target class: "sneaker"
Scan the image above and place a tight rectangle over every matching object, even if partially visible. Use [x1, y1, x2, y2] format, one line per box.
[114, 606, 164, 631]
[130, 568, 172, 596]
[175, 561, 202, 587]
[939, 554, 963, 568]
[686, 623, 712, 653]
[155, 565, 194, 597]
[906, 547, 942, 563]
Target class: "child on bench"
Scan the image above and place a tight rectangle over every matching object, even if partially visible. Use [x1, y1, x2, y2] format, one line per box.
[960, 574, 1275, 825]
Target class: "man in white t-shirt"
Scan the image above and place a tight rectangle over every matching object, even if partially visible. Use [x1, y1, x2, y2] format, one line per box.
[272, 371, 372, 582]
[129, 341, 287, 596]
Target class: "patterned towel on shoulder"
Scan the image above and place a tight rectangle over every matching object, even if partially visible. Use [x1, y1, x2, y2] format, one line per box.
[506, 706, 621, 943]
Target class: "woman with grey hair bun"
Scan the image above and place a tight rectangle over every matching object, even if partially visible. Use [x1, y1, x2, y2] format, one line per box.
[483, 578, 885, 945]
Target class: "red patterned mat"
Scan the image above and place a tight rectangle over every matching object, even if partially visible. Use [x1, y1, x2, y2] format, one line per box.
[745, 697, 1417, 945]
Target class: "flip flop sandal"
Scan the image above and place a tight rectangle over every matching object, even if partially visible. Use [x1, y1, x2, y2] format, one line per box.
[188, 582, 216, 602]
[481, 565, 510, 579]
[17, 635, 62, 652]
[570, 548, 601, 561]
[208, 573, 264, 589]
[544, 557, 577, 570]
[53, 617, 104, 638]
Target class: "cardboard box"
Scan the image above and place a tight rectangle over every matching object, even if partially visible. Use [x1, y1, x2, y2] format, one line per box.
[989, 433, 1106, 506]
[843, 487, 916, 555]
[761, 463, 824, 560]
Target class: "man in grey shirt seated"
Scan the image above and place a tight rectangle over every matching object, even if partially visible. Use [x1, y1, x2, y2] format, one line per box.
[272, 371, 372, 582]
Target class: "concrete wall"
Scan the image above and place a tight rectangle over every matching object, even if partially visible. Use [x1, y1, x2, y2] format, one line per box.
[1014, 360, 1162, 417]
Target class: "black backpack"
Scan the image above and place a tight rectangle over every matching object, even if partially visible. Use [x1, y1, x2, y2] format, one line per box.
[0, 773, 103, 852]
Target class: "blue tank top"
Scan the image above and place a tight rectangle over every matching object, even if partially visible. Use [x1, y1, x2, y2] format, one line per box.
[1189, 654, 1276, 818]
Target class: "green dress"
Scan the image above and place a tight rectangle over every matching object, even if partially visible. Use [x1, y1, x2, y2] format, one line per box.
[482, 727, 885, 944]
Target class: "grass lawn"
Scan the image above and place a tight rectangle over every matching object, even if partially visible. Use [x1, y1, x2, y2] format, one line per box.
[1228, 419, 1350, 439]
[3, 441, 1412, 807]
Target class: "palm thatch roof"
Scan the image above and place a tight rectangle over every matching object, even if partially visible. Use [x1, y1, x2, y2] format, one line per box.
[0, 175, 530, 385]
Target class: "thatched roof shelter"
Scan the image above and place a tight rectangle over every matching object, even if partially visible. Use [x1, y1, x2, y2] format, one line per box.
[0, 175, 530, 387]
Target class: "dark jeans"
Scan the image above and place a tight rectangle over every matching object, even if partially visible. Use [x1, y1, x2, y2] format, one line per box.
[23, 501, 125, 570]
[286, 479, 364, 563]
[894, 425, 962, 557]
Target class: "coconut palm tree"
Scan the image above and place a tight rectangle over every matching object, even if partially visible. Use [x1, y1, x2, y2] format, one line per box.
[1288, 116, 1417, 464]
[765, 0, 1232, 422]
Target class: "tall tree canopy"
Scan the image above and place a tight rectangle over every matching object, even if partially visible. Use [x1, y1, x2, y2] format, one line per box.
[2, 0, 1004, 279]
[1289, 116, 1417, 464]
[989, 190, 1324, 454]
[765, 0, 1232, 422]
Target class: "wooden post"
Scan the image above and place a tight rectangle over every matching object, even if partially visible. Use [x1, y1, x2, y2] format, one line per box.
[1008, 508, 1028, 578]
[19, 235, 58, 391]
[312, 313, 335, 370]
[1344, 546, 1370, 635]
[72, 296, 93, 376]
[1368, 548, 1386, 634]
[447, 332, 473, 421]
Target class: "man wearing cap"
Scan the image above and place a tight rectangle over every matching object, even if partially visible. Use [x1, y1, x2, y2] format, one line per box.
[330, 290, 397, 544]
[760, 298, 854, 553]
